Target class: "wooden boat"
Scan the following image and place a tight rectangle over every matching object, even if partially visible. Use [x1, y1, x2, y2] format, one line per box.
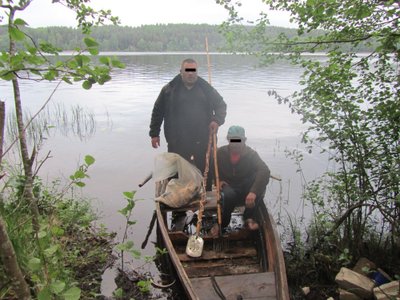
[154, 179, 290, 300]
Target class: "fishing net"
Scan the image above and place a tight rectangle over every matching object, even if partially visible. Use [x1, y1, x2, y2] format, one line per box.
[153, 153, 203, 208]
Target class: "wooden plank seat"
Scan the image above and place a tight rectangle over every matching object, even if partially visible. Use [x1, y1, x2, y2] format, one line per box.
[169, 229, 254, 242]
[177, 246, 257, 262]
[184, 257, 263, 278]
[190, 272, 277, 300]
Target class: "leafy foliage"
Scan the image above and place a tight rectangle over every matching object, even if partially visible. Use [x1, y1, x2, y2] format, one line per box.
[217, 0, 400, 288]
[113, 191, 169, 298]
[0, 160, 115, 299]
[0, 1, 122, 297]
[0, 1, 125, 89]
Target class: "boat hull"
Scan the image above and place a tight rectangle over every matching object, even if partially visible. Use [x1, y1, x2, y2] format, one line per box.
[154, 181, 289, 300]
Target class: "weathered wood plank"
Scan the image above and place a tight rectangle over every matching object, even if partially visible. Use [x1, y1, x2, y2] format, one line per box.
[178, 247, 257, 261]
[184, 258, 262, 277]
[169, 229, 254, 242]
[373, 280, 400, 300]
[191, 272, 277, 300]
[335, 267, 375, 299]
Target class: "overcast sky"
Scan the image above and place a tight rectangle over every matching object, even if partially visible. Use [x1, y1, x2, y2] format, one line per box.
[3, 0, 294, 28]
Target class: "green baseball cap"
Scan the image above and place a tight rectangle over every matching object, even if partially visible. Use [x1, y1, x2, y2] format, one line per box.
[227, 125, 246, 139]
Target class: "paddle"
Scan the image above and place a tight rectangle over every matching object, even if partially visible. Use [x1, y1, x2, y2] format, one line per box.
[141, 210, 156, 249]
[138, 171, 156, 249]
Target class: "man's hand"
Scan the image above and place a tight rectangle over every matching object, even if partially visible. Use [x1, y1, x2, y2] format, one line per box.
[218, 180, 228, 190]
[151, 137, 160, 148]
[209, 121, 219, 133]
[245, 192, 257, 208]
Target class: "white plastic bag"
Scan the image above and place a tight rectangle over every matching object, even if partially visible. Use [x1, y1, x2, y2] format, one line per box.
[153, 153, 203, 208]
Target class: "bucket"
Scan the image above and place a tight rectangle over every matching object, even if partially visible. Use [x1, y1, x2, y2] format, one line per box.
[371, 271, 390, 286]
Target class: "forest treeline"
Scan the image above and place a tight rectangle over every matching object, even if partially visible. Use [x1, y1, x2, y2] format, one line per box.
[0, 24, 227, 51]
[0, 23, 372, 52]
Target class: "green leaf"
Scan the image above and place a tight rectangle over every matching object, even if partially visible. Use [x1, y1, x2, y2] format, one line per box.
[74, 170, 86, 179]
[74, 55, 90, 67]
[38, 287, 52, 300]
[123, 191, 136, 200]
[50, 281, 66, 294]
[38, 231, 47, 239]
[116, 241, 134, 251]
[39, 41, 61, 54]
[113, 288, 123, 298]
[67, 60, 78, 69]
[111, 59, 125, 68]
[83, 37, 99, 48]
[82, 80, 92, 89]
[0, 71, 15, 80]
[51, 226, 65, 237]
[28, 257, 42, 272]
[44, 245, 59, 257]
[118, 207, 129, 216]
[75, 181, 86, 187]
[84, 155, 95, 166]
[27, 46, 37, 55]
[9, 27, 25, 41]
[62, 286, 81, 300]
[99, 56, 111, 66]
[123, 199, 135, 212]
[43, 69, 58, 81]
[62, 76, 73, 84]
[88, 47, 99, 55]
[14, 18, 28, 26]
[98, 74, 111, 85]
[129, 249, 141, 259]
[356, 6, 371, 19]
[137, 280, 151, 292]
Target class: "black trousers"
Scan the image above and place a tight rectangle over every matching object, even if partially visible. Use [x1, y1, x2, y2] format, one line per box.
[220, 176, 265, 229]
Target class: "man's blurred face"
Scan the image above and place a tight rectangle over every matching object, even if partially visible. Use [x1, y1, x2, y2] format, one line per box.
[180, 62, 198, 87]
[228, 138, 245, 154]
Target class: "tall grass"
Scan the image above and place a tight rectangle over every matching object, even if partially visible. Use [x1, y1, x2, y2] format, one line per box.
[5, 103, 96, 148]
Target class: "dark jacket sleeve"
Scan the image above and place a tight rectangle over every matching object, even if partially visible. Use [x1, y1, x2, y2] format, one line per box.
[249, 150, 270, 196]
[209, 87, 227, 126]
[149, 85, 168, 138]
[197, 77, 227, 126]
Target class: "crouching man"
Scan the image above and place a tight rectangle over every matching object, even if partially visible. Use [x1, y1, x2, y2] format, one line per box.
[211, 125, 271, 236]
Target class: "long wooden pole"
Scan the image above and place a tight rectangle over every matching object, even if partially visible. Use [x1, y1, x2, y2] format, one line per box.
[213, 131, 223, 237]
[205, 36, 212, 85]
[205, 37, 223, 238]
[196, 131, 213, 236]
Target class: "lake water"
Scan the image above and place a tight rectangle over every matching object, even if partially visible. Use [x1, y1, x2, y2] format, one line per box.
[1, 53, 329, 296]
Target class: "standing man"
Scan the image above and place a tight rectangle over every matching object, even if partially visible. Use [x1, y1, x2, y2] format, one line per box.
[211, 125, 271, 236]
[149, 58, 227, 175]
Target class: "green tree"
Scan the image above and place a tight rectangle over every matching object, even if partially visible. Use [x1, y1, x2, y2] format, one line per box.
[217, 0, 400, 271]
[0, 0, 123, 297]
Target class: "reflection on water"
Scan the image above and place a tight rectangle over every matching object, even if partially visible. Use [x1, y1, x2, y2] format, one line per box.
[1, 53, 328, 297]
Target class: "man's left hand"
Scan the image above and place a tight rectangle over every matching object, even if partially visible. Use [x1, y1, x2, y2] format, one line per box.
[245, 192, 257, 208]
[209, 121, 219, 133]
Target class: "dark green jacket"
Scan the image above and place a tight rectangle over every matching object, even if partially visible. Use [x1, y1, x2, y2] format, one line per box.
[217, 145, 270, 197]
[149, 75, 227, 146]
